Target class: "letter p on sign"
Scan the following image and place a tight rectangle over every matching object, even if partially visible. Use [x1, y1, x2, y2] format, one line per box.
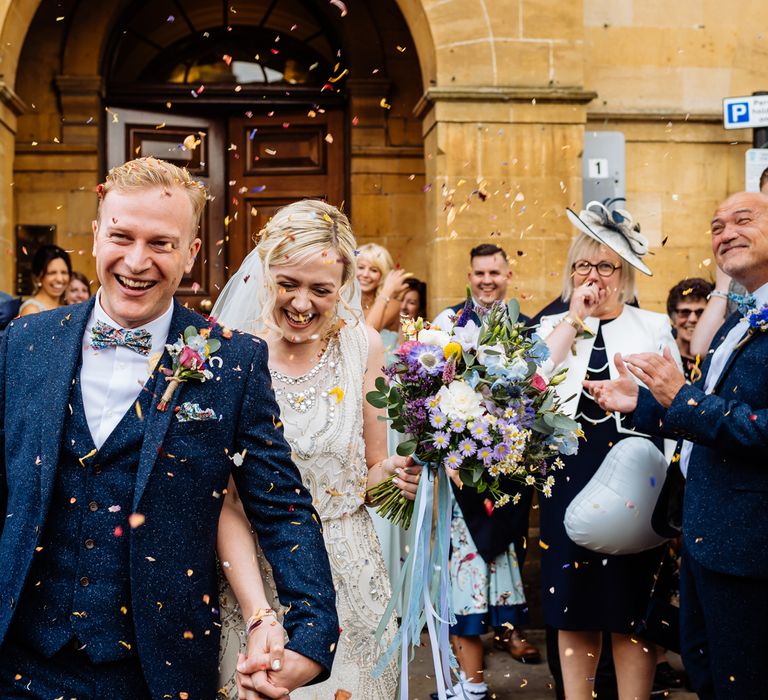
[728, 102, 750, 124]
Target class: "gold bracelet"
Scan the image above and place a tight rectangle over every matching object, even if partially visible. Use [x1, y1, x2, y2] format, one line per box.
[561, 315, 582, 331]
[245, 608, 277, 635]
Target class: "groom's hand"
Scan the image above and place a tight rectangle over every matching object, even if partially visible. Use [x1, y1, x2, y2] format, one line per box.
[265, 649, 323, 693]
[236, 623, 289, 699]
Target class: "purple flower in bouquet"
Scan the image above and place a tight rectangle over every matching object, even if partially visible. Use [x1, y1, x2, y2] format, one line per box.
[407, 344, 445, 377]
[402, 397, 428, 435]
[448, 417, 466, 433]
[458, 438, 477, 456]
[444, 450, 463, 469]
[469, 419, 492, 444]
[433, 431, 450, 450]
[477, 445, 494, 464]
[429, 409, 448, 429]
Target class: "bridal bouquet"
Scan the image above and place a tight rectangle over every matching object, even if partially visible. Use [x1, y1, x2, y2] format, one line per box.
[367, 293, 581, 528]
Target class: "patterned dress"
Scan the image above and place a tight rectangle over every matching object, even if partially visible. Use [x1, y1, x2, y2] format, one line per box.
[218, 323, 398, 699]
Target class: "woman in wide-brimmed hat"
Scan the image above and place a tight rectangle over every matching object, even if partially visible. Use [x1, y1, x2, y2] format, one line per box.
[535, 201, 681, 700]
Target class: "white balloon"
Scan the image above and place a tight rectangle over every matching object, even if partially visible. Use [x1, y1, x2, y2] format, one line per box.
[564, 437, 670, 555]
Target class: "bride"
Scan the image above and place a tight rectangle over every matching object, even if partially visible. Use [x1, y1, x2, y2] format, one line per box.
[212, 200, 419, 699]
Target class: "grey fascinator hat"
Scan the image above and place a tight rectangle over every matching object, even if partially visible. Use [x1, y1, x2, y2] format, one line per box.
[566, 200, 652, 276]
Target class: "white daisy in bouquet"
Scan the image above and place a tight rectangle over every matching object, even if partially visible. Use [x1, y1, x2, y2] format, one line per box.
[367, 291, 582, 528]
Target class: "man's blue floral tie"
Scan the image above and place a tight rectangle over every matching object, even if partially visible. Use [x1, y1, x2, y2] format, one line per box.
[728, 291, 757, 316]
[90, 319, 152, 356]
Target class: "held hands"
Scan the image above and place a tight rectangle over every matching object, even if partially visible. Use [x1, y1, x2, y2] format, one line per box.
[237, 624, 323, 699]
[584, 348, 686, 413]
[385, 455, 421, 500]
[236, 613, 289, 699]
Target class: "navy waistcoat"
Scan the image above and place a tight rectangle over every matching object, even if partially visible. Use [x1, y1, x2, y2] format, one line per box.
[10, 367, 153, 663]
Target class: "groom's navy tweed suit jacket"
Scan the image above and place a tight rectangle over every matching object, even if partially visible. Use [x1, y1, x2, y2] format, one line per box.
[634, 311, 768, 578]
[0, 298, 339, 699]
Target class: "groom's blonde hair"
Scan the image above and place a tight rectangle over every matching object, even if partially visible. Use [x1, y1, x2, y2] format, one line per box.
[256, 199, 360, 335]
[97, 157, 208, 239]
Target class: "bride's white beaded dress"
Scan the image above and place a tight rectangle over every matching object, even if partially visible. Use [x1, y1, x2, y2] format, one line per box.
[218, 321, 398, 699]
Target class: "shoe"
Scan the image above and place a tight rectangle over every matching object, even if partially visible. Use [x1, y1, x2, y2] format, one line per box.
[430, 689, 490, 700]
[651, 661, 687, 695]
[493, 627, 542, 664]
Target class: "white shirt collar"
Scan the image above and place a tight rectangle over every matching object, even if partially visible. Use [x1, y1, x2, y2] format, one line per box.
[90, 290, 174, 351]
[749, 281, 768, 309]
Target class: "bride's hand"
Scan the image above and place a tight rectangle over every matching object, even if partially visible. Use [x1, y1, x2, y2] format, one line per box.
[389, 455, 422, 500]
[236, 614, 289, 699]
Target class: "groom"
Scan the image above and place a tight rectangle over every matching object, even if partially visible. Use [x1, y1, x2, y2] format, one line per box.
[0, 158, 338, 699]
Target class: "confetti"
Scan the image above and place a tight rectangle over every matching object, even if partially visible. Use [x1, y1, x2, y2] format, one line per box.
[128, 513, 146, 529]
[329, 0, 348, 17]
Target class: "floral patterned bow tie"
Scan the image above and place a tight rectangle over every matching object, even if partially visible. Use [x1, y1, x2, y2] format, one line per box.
[729, 291, 757, 316]
[90, 319, 152, 356]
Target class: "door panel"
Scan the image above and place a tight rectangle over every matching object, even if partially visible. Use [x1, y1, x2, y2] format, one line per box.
[227, 109, 345, 273]
[106, 108, 225, 312]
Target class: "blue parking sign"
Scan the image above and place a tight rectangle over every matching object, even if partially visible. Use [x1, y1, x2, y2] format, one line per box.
[727, 101, 750, 125]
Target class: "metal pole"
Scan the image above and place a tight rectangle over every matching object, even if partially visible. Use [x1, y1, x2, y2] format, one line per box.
[753, 91, 768, 148]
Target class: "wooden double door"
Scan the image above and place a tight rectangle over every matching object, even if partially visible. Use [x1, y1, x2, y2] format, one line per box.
[106, 108, 345, 312]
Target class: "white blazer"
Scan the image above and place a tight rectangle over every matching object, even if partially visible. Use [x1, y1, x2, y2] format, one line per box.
[537, 305, 681, 457]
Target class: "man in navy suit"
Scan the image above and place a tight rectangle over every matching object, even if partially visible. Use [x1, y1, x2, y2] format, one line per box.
[0, 158, 338, 699]
[586, 191, 768, 699]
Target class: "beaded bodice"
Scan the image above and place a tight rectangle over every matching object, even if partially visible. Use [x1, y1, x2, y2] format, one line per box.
[270, 322, 369, 520]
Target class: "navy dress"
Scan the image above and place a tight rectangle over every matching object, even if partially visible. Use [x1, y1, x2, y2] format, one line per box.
[540, 320, 664, 632]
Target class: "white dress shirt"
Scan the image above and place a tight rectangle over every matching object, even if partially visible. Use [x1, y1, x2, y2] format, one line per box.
[81, 292, 174, 449]
[679, 281, 768, 476]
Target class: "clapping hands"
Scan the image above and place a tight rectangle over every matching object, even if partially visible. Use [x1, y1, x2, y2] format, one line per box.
[584, 347, 685, 412]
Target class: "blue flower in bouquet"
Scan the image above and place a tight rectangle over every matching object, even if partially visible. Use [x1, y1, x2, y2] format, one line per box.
[408, 344, 446, 376]
[444, 450, 463, 469]
[448, 417, 466, 433]
[433, 431, 450, 450]
[458, 438, 477, 456]
[465, 369, 481, 389]
[528, 333, 551, 363]
[485, 354, 529, 382]
[546, 431, 579, 456]
[451, 321, 480, 352]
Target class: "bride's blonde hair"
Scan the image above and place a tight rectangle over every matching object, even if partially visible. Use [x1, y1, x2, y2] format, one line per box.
[256, 199, 360, 335]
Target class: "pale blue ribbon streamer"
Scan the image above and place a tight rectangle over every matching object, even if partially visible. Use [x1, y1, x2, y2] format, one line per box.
[373, 466, 456, 699]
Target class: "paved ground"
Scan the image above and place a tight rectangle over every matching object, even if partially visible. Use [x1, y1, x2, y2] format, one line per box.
[408, 629, 697, 699]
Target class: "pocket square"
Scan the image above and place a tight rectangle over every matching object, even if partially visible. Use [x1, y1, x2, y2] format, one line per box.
[175, 402, 219, 423]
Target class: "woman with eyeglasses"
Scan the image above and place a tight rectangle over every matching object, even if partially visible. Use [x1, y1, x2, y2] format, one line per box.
[666, 277, 713, 378]
[535, 204, 681, 700]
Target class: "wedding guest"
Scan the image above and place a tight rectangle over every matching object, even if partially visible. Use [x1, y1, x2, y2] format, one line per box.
[356, 242, 409, 332]
[430, 245, 539, 700]
[19, 244, 71, 315]
[537, 203, 681, 700]
[213, 200, 421, 699]
[666, 277, 713, 376]
[400, 277, 427, 322]
[65, 271, 92, 304]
